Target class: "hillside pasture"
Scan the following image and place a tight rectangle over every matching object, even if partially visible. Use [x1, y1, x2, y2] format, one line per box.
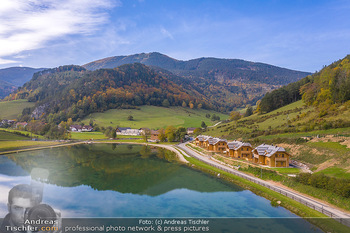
[0, 99, 34, 119]
[82, 106, 228, 129]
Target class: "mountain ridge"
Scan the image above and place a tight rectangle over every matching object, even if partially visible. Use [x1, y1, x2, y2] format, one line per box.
[0, 67, 46, 98]
[83, 52, 311, 85]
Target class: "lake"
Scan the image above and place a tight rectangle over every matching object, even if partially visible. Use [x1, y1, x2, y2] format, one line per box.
[0, 144, 322, 232]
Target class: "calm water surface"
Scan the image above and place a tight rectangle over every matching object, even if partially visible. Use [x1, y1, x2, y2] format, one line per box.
[0, 144, 323, 232]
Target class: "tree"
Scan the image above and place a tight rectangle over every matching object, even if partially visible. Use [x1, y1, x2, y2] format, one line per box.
[127, 115, 134, 121]
[67, 118, 73, 128]
[211, 114, 220, 121]
[165, 125, 176, 142]
[205, 113, 211, 118]
[182, 101, 187, 107]
[104, 126, 114, 138]
[112, 130, 117, 139]
[175, 127, 187, 141]
[201, 121, 207, 128]
[230, 111, 241, 121]
[162, 99, 170, 108]
[244, 105, 253, 117]
[193, 128, 202, 136]
[158, 128, 167, 142]
[141, 128, 151, 142]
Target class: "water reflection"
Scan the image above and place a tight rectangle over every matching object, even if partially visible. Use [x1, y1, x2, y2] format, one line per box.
[1, 144, 241, 195]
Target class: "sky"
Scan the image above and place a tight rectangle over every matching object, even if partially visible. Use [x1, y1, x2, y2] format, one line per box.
[0, 0, 349, 72]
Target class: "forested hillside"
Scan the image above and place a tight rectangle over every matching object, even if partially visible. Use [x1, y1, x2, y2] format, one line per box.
[0, 67, 45, 98]
[83, 52, 311, 109]
[258, 55, 350, 114]
[84, 52, 310, 85]
[8, 63, 211, 124]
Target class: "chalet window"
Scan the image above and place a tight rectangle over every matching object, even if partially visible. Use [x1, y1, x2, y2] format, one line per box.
[282, 154, 284, 158]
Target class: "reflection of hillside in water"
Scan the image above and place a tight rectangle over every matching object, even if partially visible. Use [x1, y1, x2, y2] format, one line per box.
[2, 144, 242, 196]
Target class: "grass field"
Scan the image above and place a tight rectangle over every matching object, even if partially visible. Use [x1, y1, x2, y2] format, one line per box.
[70, 132, 143, 140]
[258, 127, 350, 140]
[70, 132, 108, 140]
[0, 128, 44, 139]
[0, 130, 29, 140]
[82, 106, 228, 129]
[316, 167, 350, 179]
[0, 141, 62, 152]
[0, 99, 34, 119]
[269, 167, 301, 174]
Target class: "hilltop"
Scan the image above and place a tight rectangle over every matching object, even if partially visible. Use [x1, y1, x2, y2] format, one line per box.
[83, 52, 311, 85]
[83, 52, 311, 108]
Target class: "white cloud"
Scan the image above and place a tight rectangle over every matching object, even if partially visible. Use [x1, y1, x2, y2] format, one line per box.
[160, 27, 174, 40]
[0, 0, 118, 63]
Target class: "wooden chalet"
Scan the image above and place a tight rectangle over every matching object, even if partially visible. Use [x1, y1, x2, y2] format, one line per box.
[213, 138, 228, 153]
[227, 141, 253, 161]
[252, 144, 290, 167]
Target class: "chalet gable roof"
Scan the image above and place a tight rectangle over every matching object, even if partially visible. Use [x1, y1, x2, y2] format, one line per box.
[253, 144, 287, 157]
[227, 140, 252, 150]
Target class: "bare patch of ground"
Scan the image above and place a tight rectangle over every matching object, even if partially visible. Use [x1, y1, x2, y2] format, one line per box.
[315, 159, 338, 172]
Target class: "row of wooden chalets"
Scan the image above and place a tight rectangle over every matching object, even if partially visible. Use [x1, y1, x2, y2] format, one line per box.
[194, 135, 290, 167]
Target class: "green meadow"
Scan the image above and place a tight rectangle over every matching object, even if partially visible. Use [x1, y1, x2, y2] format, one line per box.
[82, 106, 228, 129]
[0, 130, 29, 140]
[0, 141, 62, 152]
[70, 132, 142, 140]
[0, 99, 34, 119]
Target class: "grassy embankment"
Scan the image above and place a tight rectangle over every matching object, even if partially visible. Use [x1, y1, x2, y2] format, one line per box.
[180, 152, 349, 232]
[0, 130, 66, 153]
[82, 106, 228, 129]
[209, 100, 350, 139]
[0, 140, 64, 153]
[0, 99, 34, 119]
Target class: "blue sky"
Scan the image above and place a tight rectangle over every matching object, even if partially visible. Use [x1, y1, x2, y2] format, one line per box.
[0, 0, 349, 72]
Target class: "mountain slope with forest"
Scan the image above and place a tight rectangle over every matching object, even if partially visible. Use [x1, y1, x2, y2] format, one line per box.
[9, 63, 212, 124]
[83, 52, 311, 85]
[258, 55, 350, 114]
[83, 52, 311, 109]
[0, 67, 45, 98]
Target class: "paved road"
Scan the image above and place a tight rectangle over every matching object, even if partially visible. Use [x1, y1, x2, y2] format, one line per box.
[176, 142, 350, 227]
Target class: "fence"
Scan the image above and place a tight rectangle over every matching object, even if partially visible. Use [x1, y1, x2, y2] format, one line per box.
[181, 146, 350, 227]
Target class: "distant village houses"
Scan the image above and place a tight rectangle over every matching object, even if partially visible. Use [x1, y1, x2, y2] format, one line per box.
[69, 125, 83, 132]
[70, 125, 94, 132]
[16, 122, 28, 129]
[116, 127, 141, 136]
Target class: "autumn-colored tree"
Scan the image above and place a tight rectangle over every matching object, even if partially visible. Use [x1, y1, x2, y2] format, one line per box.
[230, 111, 241, 121]
[165, 125, 176, 142]
[141, 128, 151, 142]
[158, 128, 167, 142]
